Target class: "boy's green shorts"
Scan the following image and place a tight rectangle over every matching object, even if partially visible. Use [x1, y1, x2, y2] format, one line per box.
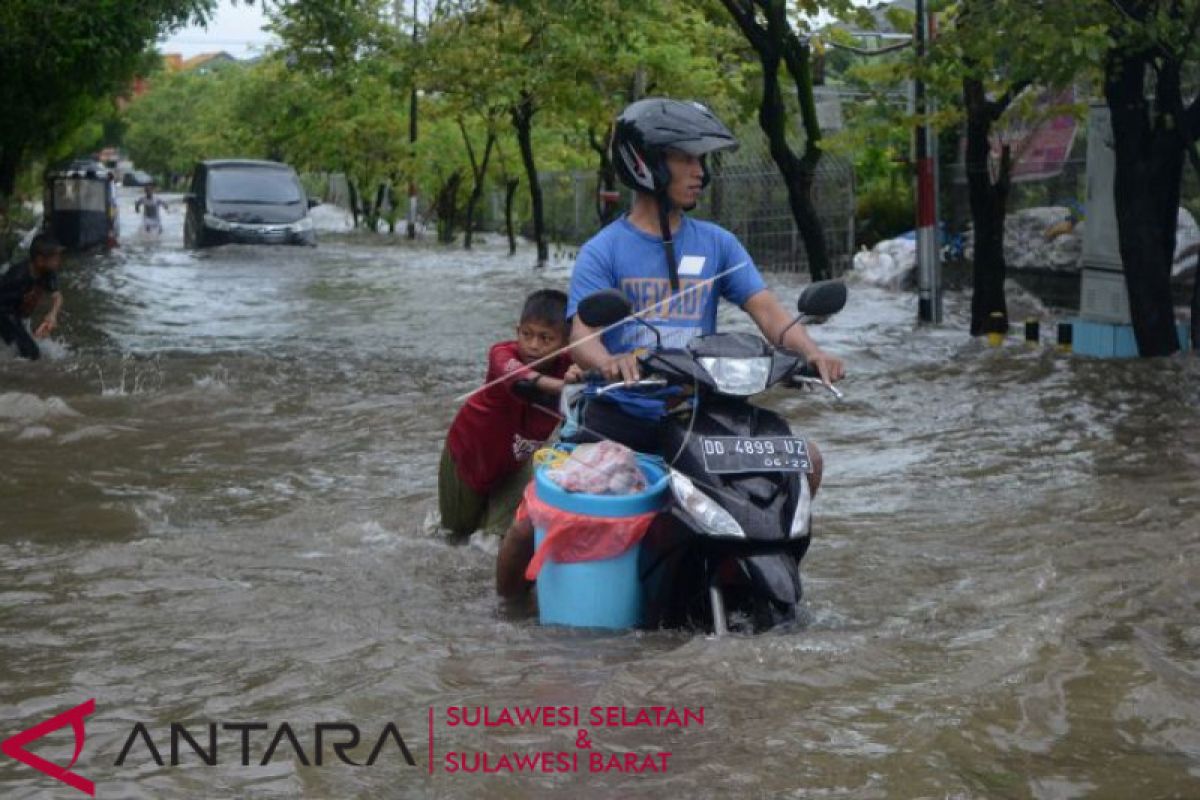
[438, 445, 533, 537]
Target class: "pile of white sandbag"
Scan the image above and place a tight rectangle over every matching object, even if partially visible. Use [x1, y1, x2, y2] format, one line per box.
[850, 236, 916, 290]
[852, 205, 1200, 286]
[961, 206, 1082, 271]
[1173, 207, 1200, 279]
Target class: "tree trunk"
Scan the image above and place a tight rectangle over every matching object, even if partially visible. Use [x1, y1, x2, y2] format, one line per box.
[1192, 251, 1200, 352]
[362, 192, 378, 232]
[589, 125, 618, 226]
[462, 127, 495, 251]
[759, 43, 829, 280]
[963, 77, 1012, 336]
[0, 147, 20, 201]
[435, 170, 463, 245]
[386, 179, 397, 234]
[1184, 128, 1200, 353]
[374, 182, 388, 232]
[407, 86, 419, 240]
[346, 177, 361, 230]
[1105, 50, 1184, 356]
[709, 151, 724, 222]
[779, 14, 832, 281]
[504, 177, 519, 257]
[721, 0, 830, 280]
[512, 91, 547, 267]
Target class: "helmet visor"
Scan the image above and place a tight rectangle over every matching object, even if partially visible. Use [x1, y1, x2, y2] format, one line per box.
[668, 135, 739, 157]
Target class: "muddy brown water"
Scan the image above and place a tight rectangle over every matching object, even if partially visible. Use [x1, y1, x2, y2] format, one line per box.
[2, 191, 1199, 798]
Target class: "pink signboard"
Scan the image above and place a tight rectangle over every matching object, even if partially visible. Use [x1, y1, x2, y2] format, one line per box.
[989, 88, 1078, 183]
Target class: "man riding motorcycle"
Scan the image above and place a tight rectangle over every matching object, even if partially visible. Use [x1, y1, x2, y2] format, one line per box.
[495, 98, 844, 600]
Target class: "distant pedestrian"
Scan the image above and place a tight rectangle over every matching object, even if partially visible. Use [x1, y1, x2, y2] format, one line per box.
[0, 234, 65, 361]
[134, 184, 168, 235]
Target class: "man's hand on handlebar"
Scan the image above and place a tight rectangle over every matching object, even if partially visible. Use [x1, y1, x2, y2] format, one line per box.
[601, 352, 641, 384]
[805, 349, 845, 385]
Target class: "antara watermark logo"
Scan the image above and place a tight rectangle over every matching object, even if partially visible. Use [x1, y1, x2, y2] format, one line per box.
[1, 699, 96, 796]
[2, 699, 417, 796]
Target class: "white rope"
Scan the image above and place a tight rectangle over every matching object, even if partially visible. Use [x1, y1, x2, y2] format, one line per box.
[453, 259, 752, 403]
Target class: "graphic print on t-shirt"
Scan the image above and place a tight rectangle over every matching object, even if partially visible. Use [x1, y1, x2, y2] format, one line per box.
[616, 272, 717, 349]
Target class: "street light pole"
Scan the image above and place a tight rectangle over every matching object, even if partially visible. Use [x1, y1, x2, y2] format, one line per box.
[914, 0, 942, 323]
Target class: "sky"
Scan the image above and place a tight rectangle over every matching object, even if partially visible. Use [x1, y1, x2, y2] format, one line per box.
[158, 0, 276, 59]
[156, 0, 881, 60]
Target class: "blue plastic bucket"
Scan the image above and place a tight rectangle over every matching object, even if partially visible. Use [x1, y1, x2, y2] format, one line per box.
[533, 449, 669, 629]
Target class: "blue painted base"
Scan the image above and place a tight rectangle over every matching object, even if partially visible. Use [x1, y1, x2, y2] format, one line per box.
[1069, 318, 1191, 358]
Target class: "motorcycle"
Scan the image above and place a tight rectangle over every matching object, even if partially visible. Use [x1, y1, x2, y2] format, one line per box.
[569, 280, 847, 634]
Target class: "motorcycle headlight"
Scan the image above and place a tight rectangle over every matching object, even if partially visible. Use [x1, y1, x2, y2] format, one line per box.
[203, 213, 233, 232]
[669, 470, 745, 538]
[291, 216, 314, 232]
[697, 357, 771, 395]
[789, 473, 812, 538]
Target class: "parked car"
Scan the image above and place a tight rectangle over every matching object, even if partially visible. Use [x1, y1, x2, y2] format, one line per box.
[183, 160, 318, 248]
[122, 170, 154, 187]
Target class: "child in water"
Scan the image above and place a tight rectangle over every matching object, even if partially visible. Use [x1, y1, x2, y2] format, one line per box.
[438, 289, 580, 537]
[134, 184, 168, 235]
[0, 234, 65, 360]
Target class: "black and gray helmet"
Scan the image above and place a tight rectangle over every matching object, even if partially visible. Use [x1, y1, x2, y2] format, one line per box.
[611, 98, 738, 195]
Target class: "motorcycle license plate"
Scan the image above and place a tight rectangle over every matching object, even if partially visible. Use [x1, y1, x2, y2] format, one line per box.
[700, 436, 811, 474]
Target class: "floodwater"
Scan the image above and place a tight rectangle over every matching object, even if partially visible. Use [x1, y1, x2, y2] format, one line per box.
[2, 188, 1199, 799]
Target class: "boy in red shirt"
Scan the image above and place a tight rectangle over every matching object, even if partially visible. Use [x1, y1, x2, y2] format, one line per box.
[439, 289, 579, 536]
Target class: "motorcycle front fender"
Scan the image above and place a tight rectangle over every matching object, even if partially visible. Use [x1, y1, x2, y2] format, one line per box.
[739, 552, 802, 608]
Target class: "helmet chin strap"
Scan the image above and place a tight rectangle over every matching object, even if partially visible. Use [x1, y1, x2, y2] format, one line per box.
[657, 190, 680, 291]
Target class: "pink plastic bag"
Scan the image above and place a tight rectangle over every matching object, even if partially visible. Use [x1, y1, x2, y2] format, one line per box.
[516, 481, 657, 581]
[544, 441, 647, 495]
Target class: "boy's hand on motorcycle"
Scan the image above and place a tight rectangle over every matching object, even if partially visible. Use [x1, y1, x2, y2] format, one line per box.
[602, 353, 641, 384]
[563, 364, 584, 384]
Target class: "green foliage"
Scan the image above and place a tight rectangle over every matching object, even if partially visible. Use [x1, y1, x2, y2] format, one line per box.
[0, 0, 221, 198]
[856, 182, 914, 246]
[124, 66, 244, 178]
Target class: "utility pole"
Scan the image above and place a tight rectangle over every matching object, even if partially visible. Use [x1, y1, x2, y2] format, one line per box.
[406, 0, 419, 239]
[914, 0, 942, 323]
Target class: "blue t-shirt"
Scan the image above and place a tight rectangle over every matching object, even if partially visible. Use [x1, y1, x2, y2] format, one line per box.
[567, 216, 767, 353]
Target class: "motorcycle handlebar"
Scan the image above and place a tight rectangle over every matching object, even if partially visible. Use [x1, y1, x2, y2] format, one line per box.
[793, 362, 821, 380]
[583, 356, 843, 399]
[790, 368, 844, 400]
[594, 377, 669, 396]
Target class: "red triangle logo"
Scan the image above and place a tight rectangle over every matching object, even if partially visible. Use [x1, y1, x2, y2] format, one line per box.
[1, 698, 95, 796]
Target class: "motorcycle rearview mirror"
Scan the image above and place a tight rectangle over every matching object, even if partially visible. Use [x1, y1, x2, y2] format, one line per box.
[576, 289, 632, 328]
[796, 280, 847, 318]
[774, 281, 848, 346]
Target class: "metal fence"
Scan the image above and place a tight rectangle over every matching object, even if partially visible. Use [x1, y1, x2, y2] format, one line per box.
[521, 143, 857, 276]
[323, 140, 858, 276]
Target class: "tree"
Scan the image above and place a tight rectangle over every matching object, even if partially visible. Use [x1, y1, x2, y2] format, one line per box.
[422, 5, 514, 247]
[267, 0, 411, 231]
[124, 64, 262, 181]
[828, 2, 1101, 336]
[563, 1, 745, 227]
[0, 0, 224, 200]
[934, 1, 1101, 335]
[719, 0, 851, 281]
[458, 118, 498, 249]
[1099, 0, 1200, 355]
[935, 0, 1196, 354]
[437, 1, 697, 266]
